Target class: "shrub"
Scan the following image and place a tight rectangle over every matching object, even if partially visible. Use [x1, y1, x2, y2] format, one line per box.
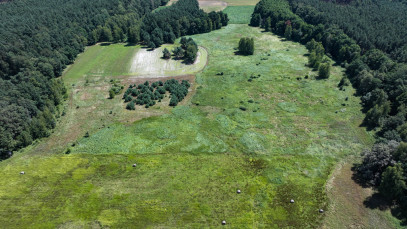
[126, 101, 136, 110]
[238, 37, 254, 55]
[318, 63, 331, 79]
[162, 48, 171, 59]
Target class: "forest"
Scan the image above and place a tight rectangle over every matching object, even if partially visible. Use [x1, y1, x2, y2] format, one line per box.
[0, 0, 227, 160]
[250, 0, 407, 217]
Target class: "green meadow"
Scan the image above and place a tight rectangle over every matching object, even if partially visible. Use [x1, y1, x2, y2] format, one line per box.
[223, 6, 255, 24]
[0, 21, 374, 228]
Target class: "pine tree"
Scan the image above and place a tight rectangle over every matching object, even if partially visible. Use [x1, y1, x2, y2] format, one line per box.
[162, 48, 171, 59]
[250, 13, 261, 27]
[318, 63, 331, 79]
[265, 17, 272, 32]
[284, 25, 292, 40]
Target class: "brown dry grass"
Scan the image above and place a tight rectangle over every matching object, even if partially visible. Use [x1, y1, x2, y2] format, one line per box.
[322, 161, 395, 229]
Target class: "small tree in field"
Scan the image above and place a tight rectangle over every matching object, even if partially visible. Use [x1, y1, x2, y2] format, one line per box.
[318, 63, 331, 79]
[238, 37, 254, 55]
[109, 89, 115, 99]
[162, 48, 171, 59]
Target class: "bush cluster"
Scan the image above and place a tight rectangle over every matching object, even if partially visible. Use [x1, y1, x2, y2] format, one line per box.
[108, 80, 124, 99]
[166, 37, 199, 64]
[123, 79, 190, 109]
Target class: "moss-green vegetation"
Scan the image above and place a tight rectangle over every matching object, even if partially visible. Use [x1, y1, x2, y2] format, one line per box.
[0, 23, 373, 227]
[108, 79, 124, 99]
[123, 79, 191, 108]
[223, 6, 255, 24]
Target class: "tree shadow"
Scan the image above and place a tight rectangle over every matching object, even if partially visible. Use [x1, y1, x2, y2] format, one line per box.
[350, 163, 372, 188]
[364, 193, 407, 226]
[234, 51, 252, 56]
[363, 193, 390, 211]
[125, 43, 138, 47]
[100, 42, 111, 46]
[391, 206, 407, 226]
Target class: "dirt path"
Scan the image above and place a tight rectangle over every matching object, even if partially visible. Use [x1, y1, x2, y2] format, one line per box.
[322, 161, 395, 229]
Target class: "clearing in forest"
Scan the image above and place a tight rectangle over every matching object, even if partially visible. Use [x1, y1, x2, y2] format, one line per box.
[0, 23, 374, 228]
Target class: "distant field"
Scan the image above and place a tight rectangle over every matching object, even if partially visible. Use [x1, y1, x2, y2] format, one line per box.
[199, 0, 228, 12]
[223, 6, 255, 24]
[222, 0, 259, 5]
[161, 0, 259, 12]
[0, 22, 375, 227]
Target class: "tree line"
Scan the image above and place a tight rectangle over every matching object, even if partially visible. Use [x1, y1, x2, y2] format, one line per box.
[0, 0, 228, 160]
[250, 0, 407, 216]
[289, 0, 407, 62]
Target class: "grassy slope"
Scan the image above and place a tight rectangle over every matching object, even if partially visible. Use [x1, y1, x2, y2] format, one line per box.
[0, 23, 374, 228]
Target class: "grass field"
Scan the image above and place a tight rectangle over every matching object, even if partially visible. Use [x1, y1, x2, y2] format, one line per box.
[0, 22, 388, 227]
[222, 0, 258, 5]
[223, 6, 255, 24]
[158, 0, 259, 13]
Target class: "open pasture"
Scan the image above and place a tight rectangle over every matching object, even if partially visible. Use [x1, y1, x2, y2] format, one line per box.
[0, 22, 374, 228]
[223, 6, 255, 24]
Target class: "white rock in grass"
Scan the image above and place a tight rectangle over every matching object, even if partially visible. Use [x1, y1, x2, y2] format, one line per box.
[319, 209, 324, 213]
[20, 171, 25, 175]
[132, 164, 137, 167]
[290, 199, 294, 203]
[221, 220, 226, 225]
[237, 189, 241, 194]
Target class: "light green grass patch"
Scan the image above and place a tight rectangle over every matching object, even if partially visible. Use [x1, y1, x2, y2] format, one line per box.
[222, 0, 259, 6]
[223, 6, 255, 24]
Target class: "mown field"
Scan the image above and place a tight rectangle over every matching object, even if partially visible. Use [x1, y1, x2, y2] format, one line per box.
[0, 21, 380, 228]
[223, 6, 255, 24]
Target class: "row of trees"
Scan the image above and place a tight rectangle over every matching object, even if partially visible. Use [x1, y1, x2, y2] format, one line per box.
[87, 0, 228, 49]
[289, 0, 407, 62]
[123, 79, 191, 108]
[250, 0, 407, 214]
[306, 39, 330, 78]
[139, 0, 228, 49]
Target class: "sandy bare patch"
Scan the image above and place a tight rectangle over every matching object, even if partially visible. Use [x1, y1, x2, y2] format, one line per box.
[129, 45, 207, 77]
